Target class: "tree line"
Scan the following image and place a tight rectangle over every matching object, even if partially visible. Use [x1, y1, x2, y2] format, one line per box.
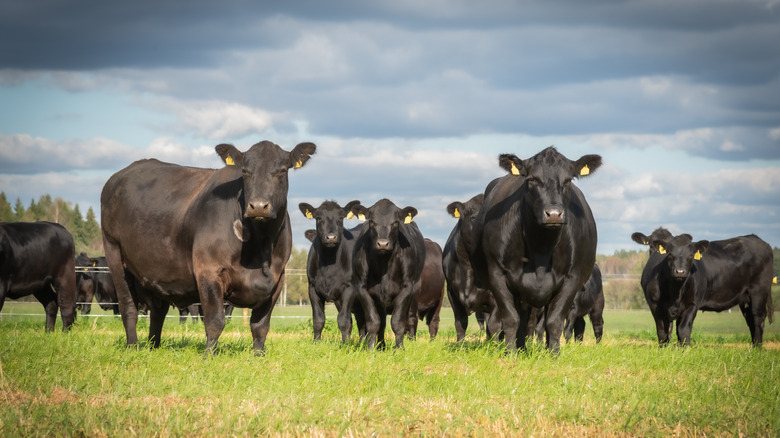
[0, 192, 103, 256]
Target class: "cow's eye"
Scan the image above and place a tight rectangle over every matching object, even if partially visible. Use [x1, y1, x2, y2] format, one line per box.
[563, 178, 572, 187]
[527, 177, 540, 186]
[241, 168, 250, 177]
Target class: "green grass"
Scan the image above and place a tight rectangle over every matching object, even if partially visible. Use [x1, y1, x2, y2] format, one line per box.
[0, 303, 778, 437]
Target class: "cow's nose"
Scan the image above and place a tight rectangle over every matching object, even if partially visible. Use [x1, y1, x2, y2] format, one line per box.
[325, 233, 338, 243]
[246, 199, 273, 219]
[674, 269, 687, 277]
[543, 207, 565, 224]
[376, 239, 391, 251]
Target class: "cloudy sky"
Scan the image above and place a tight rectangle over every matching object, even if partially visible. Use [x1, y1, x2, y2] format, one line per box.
[1, 0, 779, 255]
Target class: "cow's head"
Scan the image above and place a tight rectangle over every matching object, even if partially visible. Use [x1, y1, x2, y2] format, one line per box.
[350, 198, 417, 255]
[631, 228, 682, 254]
[447, 194, 484, 251]
[299, 200, 360, 248]
[498, 147, 601, 228]
[652, 234, 709, 281]
[216, 140, 315, 222]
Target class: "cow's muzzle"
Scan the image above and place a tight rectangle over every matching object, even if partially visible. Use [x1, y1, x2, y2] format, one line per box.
[322, 233, 339, 247]
[542, 206, 565, 227]
[245, 199, 275, 221]
[375, 238, 393, 253]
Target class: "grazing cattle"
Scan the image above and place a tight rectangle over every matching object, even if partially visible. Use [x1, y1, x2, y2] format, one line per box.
[0, 222, 77, 331]
[101, 140, 315, 353]
[75, 252, 96, 314]
[349, 199, 426, 349]
[299, 200, 366, 342]
[632, 231, 774, 346]
[527, 265, 605, 343]
[442, 194, 500, 341]
[407, 239, 446, 340]
[471, 147, 601, 352]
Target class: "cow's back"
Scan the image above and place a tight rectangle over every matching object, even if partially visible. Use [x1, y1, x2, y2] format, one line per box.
[697, 235, 774, 309]
[1, 222, 75, 297]
[101, 159, 220, 290]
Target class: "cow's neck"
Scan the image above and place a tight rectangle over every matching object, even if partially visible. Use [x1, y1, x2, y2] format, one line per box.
[522, 216, 562, 269]
[241, 210, 287, 270]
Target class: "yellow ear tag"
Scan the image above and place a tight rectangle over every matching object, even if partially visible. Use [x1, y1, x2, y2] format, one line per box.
[580, 165, 590, 176]
[346, 211, 354, 220]
[225, 156, 235, 166]
[510, 162, 521, 176]
[453, 208, 461, 218]
[358, 214, 366, 221]
[694, 250, 702, 261]
[658, 245, 666, 254]
[294, 159, 303, 169]
[305, 210, 313, 219]
[92, 261, 97, 267]
[773, 276, 777, 284]
[404, 213, 413, 224]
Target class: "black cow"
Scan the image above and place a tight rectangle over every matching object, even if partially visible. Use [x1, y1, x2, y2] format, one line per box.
[299, 200, 366, 342]
[75, 252, 96, 314]
[101, 140, 315, 353]
[632, 231, 774, 346]
[90, 256, 119, 315]
[349, 199, 426, 349]
[563, 264, 604, 343]
[442, 194, 500, 341]
[0, 222, 77, 331]
[471, 147, 601, 352]
[407, 238, 445, 340]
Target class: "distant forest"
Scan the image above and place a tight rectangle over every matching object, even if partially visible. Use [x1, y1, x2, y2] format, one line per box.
[0, 192, 103, 256]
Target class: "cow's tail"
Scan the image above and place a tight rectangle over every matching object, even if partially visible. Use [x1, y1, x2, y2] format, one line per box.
[768, 289, 775, 325]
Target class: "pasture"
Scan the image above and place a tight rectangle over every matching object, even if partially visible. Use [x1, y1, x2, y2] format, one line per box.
[1, 303, 778, 437]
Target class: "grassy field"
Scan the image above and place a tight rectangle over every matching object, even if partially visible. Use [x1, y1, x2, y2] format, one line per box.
[1, 302, 778, 437]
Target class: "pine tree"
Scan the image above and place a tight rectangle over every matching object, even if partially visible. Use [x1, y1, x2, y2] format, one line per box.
[0, 192, 14, 222]
[13, 198, 26, 220]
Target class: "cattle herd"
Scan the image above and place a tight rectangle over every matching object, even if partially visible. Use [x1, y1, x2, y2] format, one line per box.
[0, 140, 775, 354]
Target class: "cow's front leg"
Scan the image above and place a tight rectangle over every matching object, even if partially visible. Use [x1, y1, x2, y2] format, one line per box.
[391, 289, 414, 348]
[309, 287, 326, 342]
[34, 287, 58, 332]
[354, 282, 380, 349]
[198, 276, 226, 354]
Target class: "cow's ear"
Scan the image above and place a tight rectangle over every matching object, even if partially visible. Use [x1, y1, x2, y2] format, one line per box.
[349, 204, 368, 221]
[299, 203, 316, 219]
[693, 240, 709, 260]
[447, 202, 466, 219]
[679, 233, 693, 242]
[289, 142, 317, 169]
[651, 239, 669, 255]
[304, 229, 317, 243]
[343, 200, 361, 219]
[631, 232, 650, 246]
[401, 207, 418, 224]
[215, 144, 243, 167]
[498, 154, 524, 176]
[573, 154, 602, 178]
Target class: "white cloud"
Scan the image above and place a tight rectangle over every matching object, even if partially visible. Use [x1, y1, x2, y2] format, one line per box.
[152, 99, 275, 140]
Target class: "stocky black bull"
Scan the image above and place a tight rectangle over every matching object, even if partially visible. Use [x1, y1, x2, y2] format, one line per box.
[471, 147, 601, 353]
[101, 140, 315, 354]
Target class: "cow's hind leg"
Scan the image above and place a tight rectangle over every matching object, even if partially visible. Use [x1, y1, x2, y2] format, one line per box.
[102, 236, 140, 346]
[147, 296, 170, 348]
[33, 287, 58, 332]
[54, 258, 76, 331]
[572, 317, 586, 343]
